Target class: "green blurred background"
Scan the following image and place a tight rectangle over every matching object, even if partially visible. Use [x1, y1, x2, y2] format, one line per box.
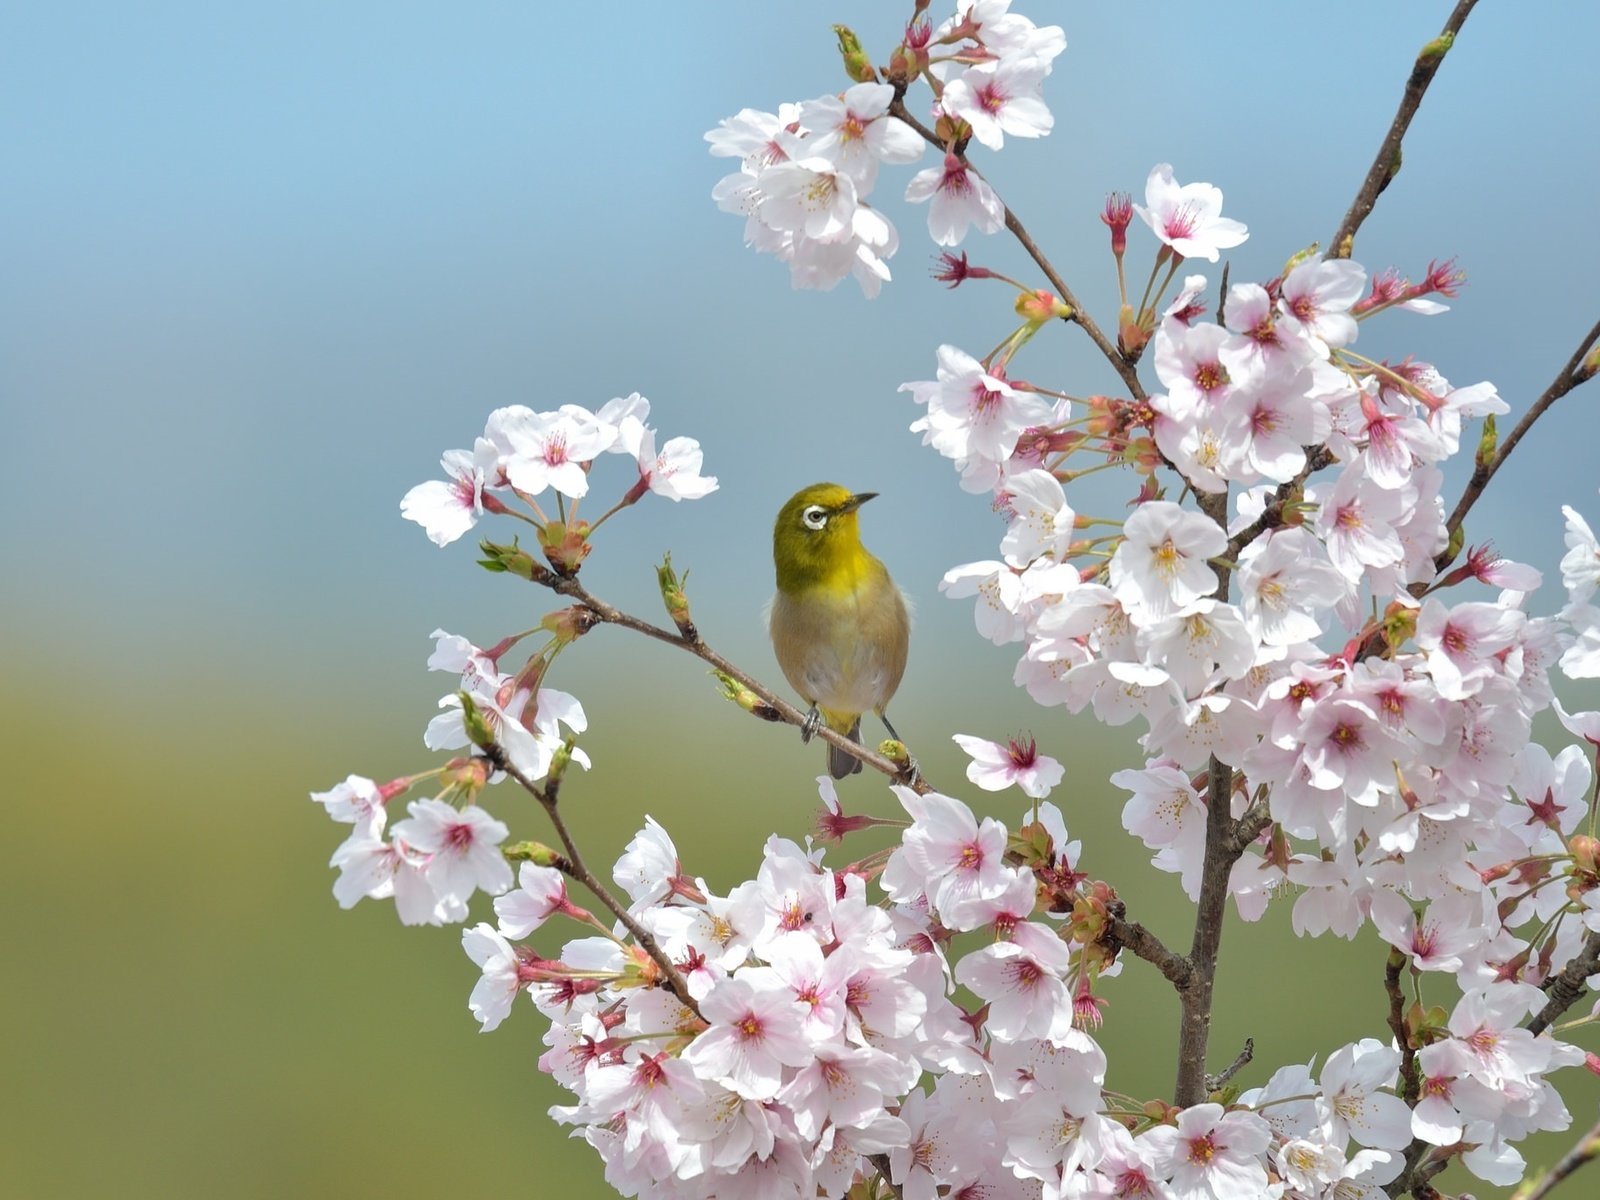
[5, 2, 1599, 1196]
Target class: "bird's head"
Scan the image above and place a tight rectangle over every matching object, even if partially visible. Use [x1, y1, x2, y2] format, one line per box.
[773, 482, 878, 589]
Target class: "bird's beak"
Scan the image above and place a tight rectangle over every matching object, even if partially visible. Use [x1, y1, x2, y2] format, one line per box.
[841, 492, 878, 514]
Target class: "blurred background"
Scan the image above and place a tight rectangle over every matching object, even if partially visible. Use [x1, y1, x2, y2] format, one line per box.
[4, 1, 1598, 1195]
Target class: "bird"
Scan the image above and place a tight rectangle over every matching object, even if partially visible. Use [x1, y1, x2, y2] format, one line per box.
[769, 483, 911, 779]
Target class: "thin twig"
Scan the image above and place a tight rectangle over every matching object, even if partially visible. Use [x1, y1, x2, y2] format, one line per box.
[1107, 914, 1191, 989]
[1527, 930, 1600, 1036]
[1384, 948, 1420, 1103]
[542, 573, 932, 793]
[1326, 0, 1481, 260]
[483, 741, 702, 1015]
[1517, 1110, 1600, 1200]
[887, 95, 1145, 399]
[1204, 1038, 1254, 1093]
[1436, 317, 1600, 565]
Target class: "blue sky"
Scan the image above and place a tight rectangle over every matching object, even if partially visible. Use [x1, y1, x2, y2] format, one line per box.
[3, 0, 1597, 714]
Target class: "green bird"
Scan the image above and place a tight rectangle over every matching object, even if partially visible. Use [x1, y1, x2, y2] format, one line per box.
[769, 483, 911, 778]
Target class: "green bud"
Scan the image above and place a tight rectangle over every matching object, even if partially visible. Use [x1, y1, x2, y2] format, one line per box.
[657, 553, 697, 640]
[712, 669, 763, 714]
[832, 24, 877, 83]
[1377, 145, 1403, 197]
[1419, 31, 1454, 61]
[1009, 820, 1054, 869]
[877, 738, 910, 769]
[1474, 412, 1499, 471]
[504, 840, 563, 867]
[1581, 343, 1600, 382]
[1440, 521, 1466, 570]
[458, 691, 495, 751]
[1281, 243, 1320, 277]
[477, 537, 550, 583]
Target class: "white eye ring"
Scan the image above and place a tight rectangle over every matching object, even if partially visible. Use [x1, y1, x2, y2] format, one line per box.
[802, 505, 829, 531]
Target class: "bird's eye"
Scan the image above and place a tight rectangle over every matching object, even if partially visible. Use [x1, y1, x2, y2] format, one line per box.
[802, 505, 829, 531]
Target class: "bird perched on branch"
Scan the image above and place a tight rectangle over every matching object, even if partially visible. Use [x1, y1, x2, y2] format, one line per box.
[769, 483, 911, 778]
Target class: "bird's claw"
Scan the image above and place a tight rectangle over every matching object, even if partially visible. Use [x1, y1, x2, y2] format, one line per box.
[800, 706, 822, 744]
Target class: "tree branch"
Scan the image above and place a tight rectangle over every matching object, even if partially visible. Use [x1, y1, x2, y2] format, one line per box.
[1437, 317, 1600, 565]
[1527, 929, 1600, 1036]
[483, 741, 702, 1015]
[1173, 753, 1240, 1106]
[541, 572, 932, 793]
[1518, 1110, 1600, 1200]
[1107, 913, 1192, 989]
[1326, 0, 1481, 259]
[887, 94, 1145, 399]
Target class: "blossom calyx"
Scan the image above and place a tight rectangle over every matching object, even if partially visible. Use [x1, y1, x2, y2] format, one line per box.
[478, 537, 553, 584]
[832, 24, 877, 83]
[538, 520, 592, 576]
[541, 605, 598, 647]
[1569, 834, 1600, 877]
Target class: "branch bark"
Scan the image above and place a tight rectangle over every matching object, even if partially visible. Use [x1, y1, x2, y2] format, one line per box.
[485, 742, 702, 1015]
[1518, 1110, 1600, 1200]
[887, 94, 1145, 399]
[1527, 930, 1600, 1036]
[542, 572, 932, 793]
[1436, 317, 1600, 567]
[1326, 0, 1480, 260]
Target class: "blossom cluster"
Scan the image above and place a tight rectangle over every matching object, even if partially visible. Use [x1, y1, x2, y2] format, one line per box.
[706, 1, 1064, 295]
[312, 3, 1600, 1198]
[399, 391, 716, 549]
[467, 796, 1435, 1200]
[919, 185, 1600, 1187]
[314, 391, 716, 925]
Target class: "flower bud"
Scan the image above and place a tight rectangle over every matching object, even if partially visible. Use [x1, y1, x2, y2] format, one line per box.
[457, 691, 496, 751]
[657, 553, 698, 640]
[711, 670, 782, 721]
[1016, 289, 1071, 325]
[478, 537, 552, 584]
[877, 737, 911, 773]
[833, 24, 878, 83]
[1418, 31, 1455, 61]
[504, 840, 564, 867]
[1280, 243, 1321, 278]
[1474, 412, 1498, 472]
[1570, 834, 1600, 875]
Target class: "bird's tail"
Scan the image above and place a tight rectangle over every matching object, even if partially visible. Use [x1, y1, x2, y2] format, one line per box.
[828, 716, 864, 779]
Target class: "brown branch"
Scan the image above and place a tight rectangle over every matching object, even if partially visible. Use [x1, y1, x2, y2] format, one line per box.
[483, 741, 702, 1015]
[1527, 930, 1600, 1036]
[1327, 0, 1481, 260]
[543, 573, 932, 793]
[1384, 948, 1421, 1103]
[1437, 317, 1600, 565]
[1519, 1110, 1600, 1200]
[1173, 753, 1240, 1106]
[887, 94, 1145, 400]
[1204, 1037, 1254, 1093]
[1107, 913, 1192, 989]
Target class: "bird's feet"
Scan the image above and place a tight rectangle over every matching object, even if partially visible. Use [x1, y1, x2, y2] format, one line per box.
[800, 705, 822, 744]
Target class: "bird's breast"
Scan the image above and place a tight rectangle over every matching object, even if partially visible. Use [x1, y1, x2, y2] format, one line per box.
[769, 563, 909, 718]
